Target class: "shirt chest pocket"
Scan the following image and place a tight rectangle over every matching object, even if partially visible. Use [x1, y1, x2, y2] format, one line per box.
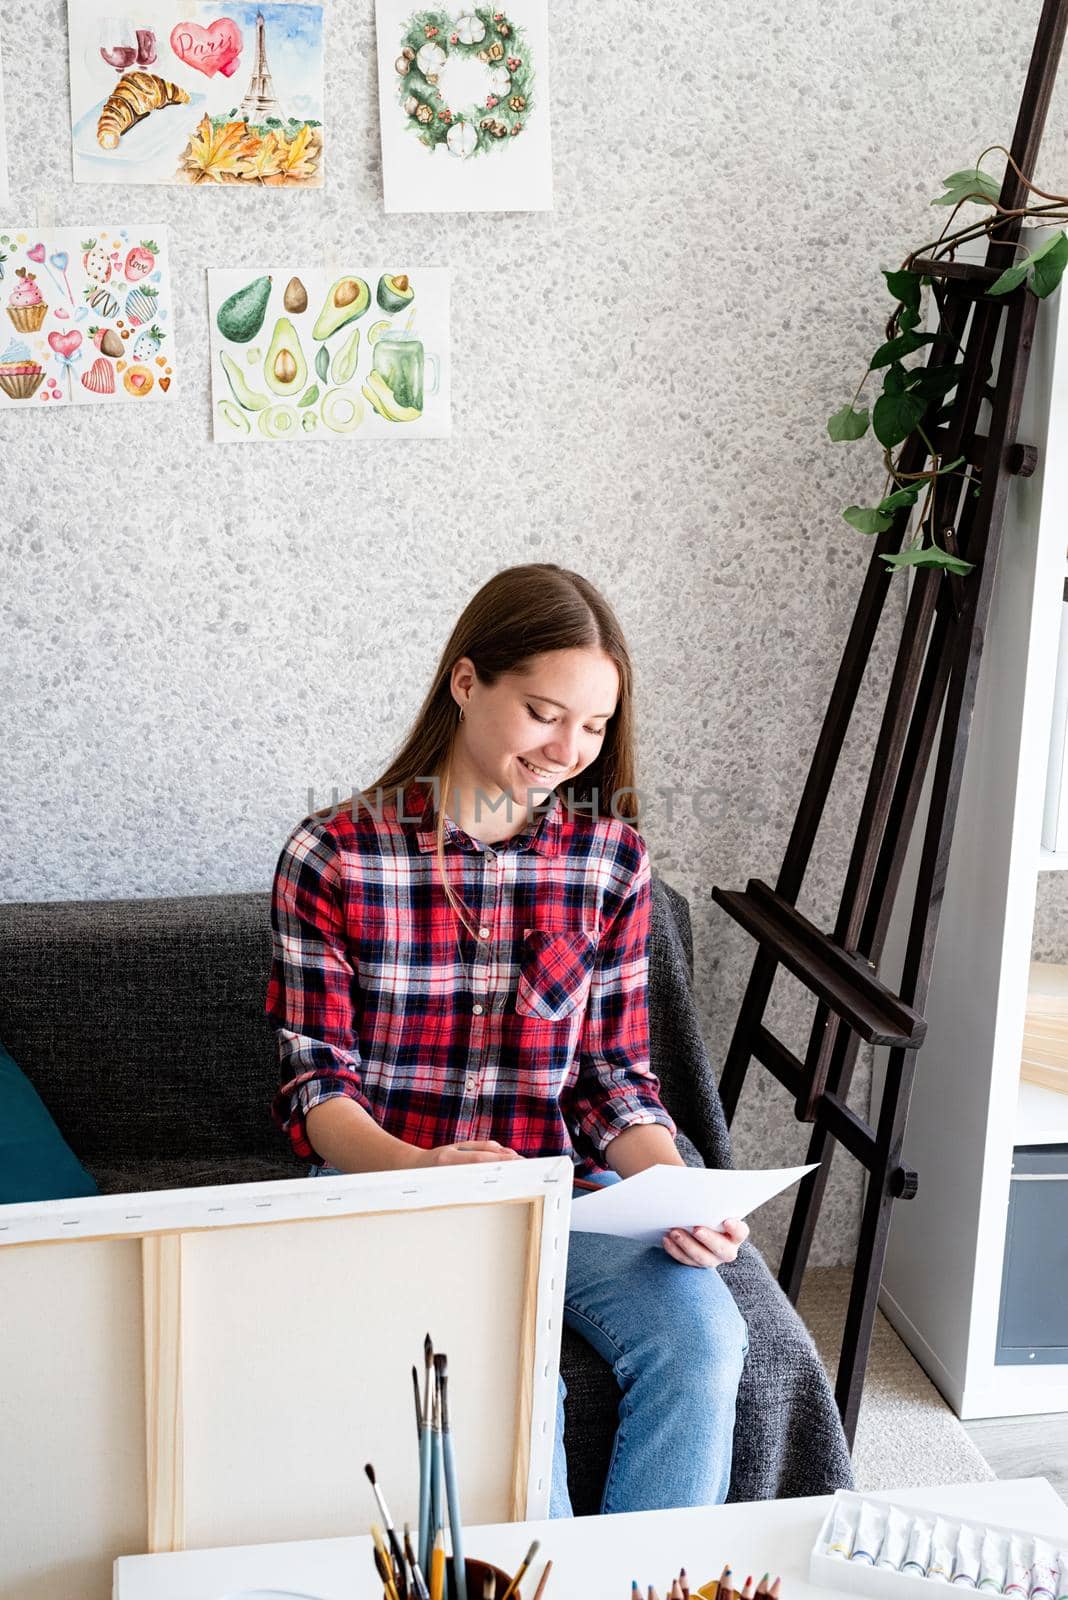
[515, 928, 598, 1022]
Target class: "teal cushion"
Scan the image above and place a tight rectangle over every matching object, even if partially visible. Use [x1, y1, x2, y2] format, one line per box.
[0, 1041, 98, 1203]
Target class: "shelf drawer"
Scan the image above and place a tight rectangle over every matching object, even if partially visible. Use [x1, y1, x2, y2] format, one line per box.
[996, 1144, 1068, 1364]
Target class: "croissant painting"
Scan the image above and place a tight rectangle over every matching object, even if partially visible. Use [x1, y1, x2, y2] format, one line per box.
[96, 71, 190, 149]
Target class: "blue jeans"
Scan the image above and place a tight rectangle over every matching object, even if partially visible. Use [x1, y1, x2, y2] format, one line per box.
[554, 1170, 748, 1516]
[309, 1164, 748, 1516]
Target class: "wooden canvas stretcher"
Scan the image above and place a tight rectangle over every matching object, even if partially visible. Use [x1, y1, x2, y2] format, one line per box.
[0, 1157, 572, 1600]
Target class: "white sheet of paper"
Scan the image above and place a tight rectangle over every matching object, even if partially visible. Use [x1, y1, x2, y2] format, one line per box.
[570, 1164, 818, 1244]
[0, 29, 10, 208]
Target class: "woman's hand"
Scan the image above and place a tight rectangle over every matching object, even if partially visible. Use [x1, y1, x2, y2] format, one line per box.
[411, 1139, 524, 1168]
[661, 1216, 749, 1269]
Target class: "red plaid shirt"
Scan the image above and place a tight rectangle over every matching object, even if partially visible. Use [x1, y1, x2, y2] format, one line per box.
[267, 780, 675, 1172]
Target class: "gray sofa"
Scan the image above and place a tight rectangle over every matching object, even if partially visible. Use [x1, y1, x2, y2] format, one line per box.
[0, 875, 853, 1510]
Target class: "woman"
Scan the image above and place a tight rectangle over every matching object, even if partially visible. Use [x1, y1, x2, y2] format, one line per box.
[266, 562, 749, 1516]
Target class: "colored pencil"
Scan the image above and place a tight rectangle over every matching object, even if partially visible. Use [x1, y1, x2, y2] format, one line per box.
[531, 1560, 553, 1600]
[429, 1527, 446, 1600]
[680, 1571, 690, 1600]
[740, 1579, 754, 1600]
[436, 1354, 468, 1600]
[501, 1540, 540, 1600]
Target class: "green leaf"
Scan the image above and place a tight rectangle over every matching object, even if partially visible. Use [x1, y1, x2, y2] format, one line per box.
[988, 260, 1031, 296]
[898, 306, 922, 333]
[931, 167, 1000, 208]
[884, 269, 922, 313]
[883, 364, 907, 395]
[844, 504, 894, 535]
[905, 363, 964, 399]
[870, 331, 938, 369]
[1032, 231, 1068, 298]
[827, 403, 870, 441]
[882, 545, 974, 576]
[877, 484, 923, 514]
[934, 454, 967, 475]
[873, 388, 928, 448]
[989, 230, 1068, 297]
[315, 345, 330, 383]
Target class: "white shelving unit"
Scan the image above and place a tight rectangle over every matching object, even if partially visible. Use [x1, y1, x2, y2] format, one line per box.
[876, 263, 1068, 1419]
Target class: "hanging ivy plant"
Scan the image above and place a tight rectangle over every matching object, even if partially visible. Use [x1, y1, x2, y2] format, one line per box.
[828, 147, 1068, 578]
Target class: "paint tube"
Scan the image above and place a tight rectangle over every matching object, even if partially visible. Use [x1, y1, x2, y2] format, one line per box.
[849, 1499, 887, 1565]
[902, 1516, 934, 1578]
[876, 1506, 913, 1570]
[1003, 1534, 1032, 1597]
[825, 1496, 859, 1558]
[950, 1520, 982, 1587]
[1031, 1539, 1059, 1600]
[927, 1516, 958, 1582]
[1056, 1550, 1068, 1600]
[978, 1528, 1008, 1593]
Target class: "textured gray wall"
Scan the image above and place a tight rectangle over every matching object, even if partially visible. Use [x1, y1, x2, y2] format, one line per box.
[3, 0, 1065, 1265]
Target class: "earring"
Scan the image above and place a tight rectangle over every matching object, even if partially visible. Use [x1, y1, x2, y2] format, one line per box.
[458, 705, 465, 721]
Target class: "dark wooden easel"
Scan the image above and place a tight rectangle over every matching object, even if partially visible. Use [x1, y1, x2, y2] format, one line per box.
[711, 0, 1068, 1449]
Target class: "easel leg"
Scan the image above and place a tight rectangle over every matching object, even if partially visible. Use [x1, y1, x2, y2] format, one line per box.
[718, 949, 778, 1124]
[836, 1158, 898, 1449]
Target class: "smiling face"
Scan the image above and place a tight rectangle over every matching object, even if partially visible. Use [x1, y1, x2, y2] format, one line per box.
[451, 646, 620, 814]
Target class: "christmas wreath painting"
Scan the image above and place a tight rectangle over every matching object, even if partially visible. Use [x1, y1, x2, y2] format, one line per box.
[394, 8, 533, 158]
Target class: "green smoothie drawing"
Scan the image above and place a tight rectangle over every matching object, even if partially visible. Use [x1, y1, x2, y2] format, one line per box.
[364, 329, 440, 422]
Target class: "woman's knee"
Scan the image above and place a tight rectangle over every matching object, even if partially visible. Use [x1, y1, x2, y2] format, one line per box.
[662, 1269, 749, 1382]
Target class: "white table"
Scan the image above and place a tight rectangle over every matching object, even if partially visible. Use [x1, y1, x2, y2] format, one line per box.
[114, 1479, 1068, 1600]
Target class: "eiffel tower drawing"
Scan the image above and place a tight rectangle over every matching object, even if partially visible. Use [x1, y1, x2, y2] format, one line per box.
[239, 11, 286, 124]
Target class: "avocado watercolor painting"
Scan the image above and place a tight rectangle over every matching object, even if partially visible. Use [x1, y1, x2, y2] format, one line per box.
[207, 266, 450, 441]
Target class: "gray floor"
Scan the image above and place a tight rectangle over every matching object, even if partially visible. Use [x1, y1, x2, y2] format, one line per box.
[962, 1413, 1068, 1502]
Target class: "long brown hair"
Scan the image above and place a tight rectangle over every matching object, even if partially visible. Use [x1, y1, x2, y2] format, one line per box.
[358, 564, 640, 939]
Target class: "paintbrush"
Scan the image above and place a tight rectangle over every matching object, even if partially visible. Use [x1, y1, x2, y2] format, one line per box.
[413, 1364, 424, 1437]
[405, 1523, 431, 1600]
[419, 1335, 434, 1575]
[372, 1525, 401, 1600]
[366, 1464, 409, 1600]
[482, 1577, 495, 1600]
[435, 1353, 467, 1600]
[429, 1373, 444, 1569]
[501, 1540, 539, 1600]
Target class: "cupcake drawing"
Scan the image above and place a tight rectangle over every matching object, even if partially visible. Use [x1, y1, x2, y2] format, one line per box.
[7, 268, 48, 332]
[0, 336, 46, 400]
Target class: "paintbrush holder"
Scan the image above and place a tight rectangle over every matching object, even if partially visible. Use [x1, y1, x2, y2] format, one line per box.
[450, 1557, 518, 1599]
[383, 1557, 518, 1599]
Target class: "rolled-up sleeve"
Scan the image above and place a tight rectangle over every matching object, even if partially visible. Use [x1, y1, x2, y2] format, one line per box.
[266, 819, 372, 1159]
[563, 836, 677, 1163]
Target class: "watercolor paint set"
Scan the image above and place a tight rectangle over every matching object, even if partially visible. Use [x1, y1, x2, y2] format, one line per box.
[810, 1491, 1067, 1596]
